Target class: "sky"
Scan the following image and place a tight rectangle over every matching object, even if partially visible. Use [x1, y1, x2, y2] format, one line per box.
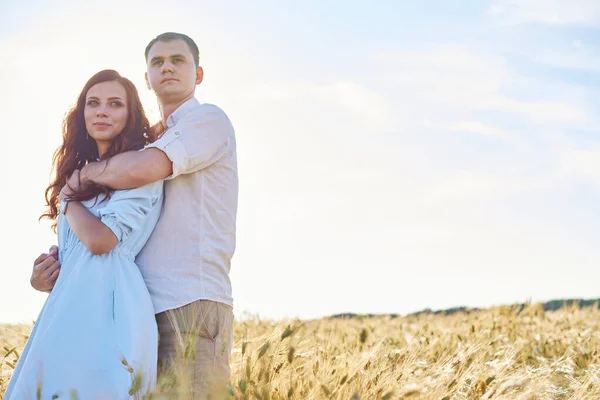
[1, 0, 600, 323]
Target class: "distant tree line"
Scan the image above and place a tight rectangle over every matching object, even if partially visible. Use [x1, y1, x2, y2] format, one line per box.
[330, 298, 600, 319]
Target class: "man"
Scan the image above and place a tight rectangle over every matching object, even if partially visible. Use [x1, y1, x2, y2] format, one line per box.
[31, 32, 238, 398]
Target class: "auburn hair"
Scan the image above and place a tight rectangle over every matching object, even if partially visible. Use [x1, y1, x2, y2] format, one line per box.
[41, 69, 161, 231]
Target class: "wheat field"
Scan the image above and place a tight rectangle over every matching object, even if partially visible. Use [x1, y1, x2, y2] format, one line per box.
[2, 302, 600, 399]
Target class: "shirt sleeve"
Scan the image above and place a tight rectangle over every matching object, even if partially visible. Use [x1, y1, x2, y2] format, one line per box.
[145, 105, 233, 180]
[97, 180, 163, 242]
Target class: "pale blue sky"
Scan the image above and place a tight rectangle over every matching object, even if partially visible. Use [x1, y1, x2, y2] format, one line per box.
[2, 0, 600, 323]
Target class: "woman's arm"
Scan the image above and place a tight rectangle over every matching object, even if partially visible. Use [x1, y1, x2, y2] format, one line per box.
[61, 171, 118, 255]
[64, 202, 118, 255]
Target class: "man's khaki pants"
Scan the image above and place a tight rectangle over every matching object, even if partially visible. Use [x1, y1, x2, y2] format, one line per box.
[156, 300, 234, 399]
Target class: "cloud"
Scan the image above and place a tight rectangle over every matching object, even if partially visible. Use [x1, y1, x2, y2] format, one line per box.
[244, 80, 393, 129]
[311, 81, 392, 128]
[449, 121, 510, 138]
[238, 42, 594, 203]
[374, 44, 589, 125]
[422, 171, 535, 201]
[531, 41, 600, 73]
[559, 149, 600, 185]
[487, 0, 600, 25]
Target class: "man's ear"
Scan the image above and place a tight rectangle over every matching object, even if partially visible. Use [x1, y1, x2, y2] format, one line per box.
[145, 72, 151, 90]
[195, 66, 204, 85]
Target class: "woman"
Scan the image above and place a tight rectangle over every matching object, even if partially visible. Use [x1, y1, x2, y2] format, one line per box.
[5, 70, 163, 399]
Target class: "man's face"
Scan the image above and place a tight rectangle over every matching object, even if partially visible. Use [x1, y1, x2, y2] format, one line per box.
[145, 39, 202, 103]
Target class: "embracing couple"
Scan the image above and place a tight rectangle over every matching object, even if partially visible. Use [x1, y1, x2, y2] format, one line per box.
[5, 32, 238, 399]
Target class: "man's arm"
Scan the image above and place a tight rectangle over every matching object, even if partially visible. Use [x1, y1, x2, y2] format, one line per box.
[81, 148, 172, 190]
[82, 105, 233, 189]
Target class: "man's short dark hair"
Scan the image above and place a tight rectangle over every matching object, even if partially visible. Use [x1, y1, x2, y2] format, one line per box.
[145, 32, 200, 67]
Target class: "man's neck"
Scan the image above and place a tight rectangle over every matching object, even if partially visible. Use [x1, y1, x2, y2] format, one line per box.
[160, 93, 195, 123]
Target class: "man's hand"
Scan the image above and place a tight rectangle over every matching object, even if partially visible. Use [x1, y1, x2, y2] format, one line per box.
[80, 163, 102, 186]
[59, 170, 86, 201]
[31, 246, 60, 293]
[80, 164, 91, 185]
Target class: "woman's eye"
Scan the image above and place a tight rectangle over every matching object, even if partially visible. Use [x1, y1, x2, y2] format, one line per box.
[110, 101, 124, 107]
[87, 101, 98, 106]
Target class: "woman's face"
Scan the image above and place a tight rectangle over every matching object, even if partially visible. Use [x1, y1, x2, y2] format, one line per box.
[84, 81, 129, 150]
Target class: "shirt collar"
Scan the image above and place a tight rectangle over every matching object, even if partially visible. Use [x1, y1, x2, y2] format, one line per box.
[166, 97, 200, 129]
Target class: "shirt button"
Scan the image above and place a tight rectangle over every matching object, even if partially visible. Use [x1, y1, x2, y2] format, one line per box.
[174, 131, 181, 135]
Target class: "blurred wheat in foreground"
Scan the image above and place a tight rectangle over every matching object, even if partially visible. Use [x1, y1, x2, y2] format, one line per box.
[2, 302, 600, 399]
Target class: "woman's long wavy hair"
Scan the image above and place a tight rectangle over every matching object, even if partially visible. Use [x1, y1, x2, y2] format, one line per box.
[41, 69, 160, 231]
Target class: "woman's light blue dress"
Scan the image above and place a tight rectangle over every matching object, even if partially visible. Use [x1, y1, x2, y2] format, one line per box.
[5, 180, 163, 400]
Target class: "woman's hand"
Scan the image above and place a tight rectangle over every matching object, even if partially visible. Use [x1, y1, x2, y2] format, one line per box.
[59, 170, 82, 202]
[31, 246, 60, 293]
